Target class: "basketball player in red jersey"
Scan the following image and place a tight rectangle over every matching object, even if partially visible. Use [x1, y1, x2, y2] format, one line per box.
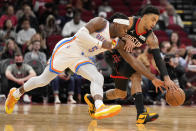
[85, 5, 178, 124]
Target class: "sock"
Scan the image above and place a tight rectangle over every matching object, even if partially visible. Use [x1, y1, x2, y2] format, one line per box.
[95, 100, 103, 109]
[133, 92, 145, 118]
[13, 88, 23, 99]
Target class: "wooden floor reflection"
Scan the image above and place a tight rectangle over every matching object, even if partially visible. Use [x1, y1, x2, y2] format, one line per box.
[0, 104, 196, 131]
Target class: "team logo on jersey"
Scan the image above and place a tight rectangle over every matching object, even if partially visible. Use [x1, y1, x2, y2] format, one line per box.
[139, 35, 146, 41]
[126, 35, 142, 47]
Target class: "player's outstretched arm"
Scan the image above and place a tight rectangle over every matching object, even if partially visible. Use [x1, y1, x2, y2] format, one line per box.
[116, 39, 164, 91]
[147, 32, 178, 90]
[75, 17, 115, 49]
[116, 39, 155, 80]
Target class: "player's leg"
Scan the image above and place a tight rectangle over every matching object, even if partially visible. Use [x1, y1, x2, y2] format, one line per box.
[103, 78, 128, 100]
[5, 65, 57, 114]
[130, 72, 145, 116]
[84, 77, 128, 118]
[77, 64, 121, 119]
[130, 72, 159, 124]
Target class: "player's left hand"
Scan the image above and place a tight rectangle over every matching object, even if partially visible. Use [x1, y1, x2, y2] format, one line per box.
[164, 78, 179, 91]
[152, 78, 165, 93]
[121, 34, 135, 52]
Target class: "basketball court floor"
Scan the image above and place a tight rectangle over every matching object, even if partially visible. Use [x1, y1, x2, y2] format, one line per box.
[0, 104, 196, 131]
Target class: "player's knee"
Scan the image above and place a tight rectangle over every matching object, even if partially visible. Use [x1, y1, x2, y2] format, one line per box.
[115, 89, 127, 99]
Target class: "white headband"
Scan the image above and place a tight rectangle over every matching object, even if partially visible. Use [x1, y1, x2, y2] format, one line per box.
[113, 18, 129, 26]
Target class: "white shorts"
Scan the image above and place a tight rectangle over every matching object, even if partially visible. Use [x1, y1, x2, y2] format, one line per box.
[48, 36, 94, 74]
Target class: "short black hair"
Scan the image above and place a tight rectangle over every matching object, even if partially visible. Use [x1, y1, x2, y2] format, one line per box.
[141, 5, 160, 17]
[108, 12, 129, 23]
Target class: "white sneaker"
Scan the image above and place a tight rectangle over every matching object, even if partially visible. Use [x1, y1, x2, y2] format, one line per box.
[54, 96, 61, 104]
[67, 97, 76, 104]
[23, 94, 31, 103]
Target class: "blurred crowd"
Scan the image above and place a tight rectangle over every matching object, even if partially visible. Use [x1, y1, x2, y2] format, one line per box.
[0, 0, 195, 105]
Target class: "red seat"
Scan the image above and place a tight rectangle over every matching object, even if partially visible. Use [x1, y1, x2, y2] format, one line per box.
[46, 35, 63, 56]
[154, 30, 169, 43]
[58, 4, 67, 10]
[81, 10, 94, 22]
[130, 1, 143, 6]
[176, 30, 188, 38]
[157, 37, 169, 43]
[113, 5, 129, 12]
[180, 38, 192, 46]
[59, 10, 66, 16]
[110, 0, 124, 5]
[94, 0, 102, 6]
[154, 30, 168, 37]
[167, 24, 184, 32]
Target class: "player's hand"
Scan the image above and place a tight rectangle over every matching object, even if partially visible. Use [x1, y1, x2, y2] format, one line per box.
[152, 78, 165, 93]
[164, 78, 178, 91]
[121, 35, 135, 52]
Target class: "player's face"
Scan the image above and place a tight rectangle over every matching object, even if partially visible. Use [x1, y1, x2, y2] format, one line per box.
[116, 24, 129, 37]
[144, 14, 159, 31]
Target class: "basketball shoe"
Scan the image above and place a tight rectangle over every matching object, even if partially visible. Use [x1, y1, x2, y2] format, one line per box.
[84, 94, 121, 119]
[136, 108, 159, 124]
[84, 94, 95, 118]
[5, 88, 19, 114]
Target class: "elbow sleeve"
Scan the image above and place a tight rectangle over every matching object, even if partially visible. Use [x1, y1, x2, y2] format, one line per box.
[151, 48, 168, 78]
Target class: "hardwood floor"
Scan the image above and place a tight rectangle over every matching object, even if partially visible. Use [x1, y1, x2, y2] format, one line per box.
[0, 104, 196, 131]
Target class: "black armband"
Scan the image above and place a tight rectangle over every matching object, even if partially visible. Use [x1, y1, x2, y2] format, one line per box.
[151, 48, 168, 78]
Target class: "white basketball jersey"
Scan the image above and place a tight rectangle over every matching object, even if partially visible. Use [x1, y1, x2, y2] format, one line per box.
[75, 21, 118, 57]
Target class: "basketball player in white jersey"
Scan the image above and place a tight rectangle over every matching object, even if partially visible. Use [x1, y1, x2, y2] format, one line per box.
[5, 13, 133, 119]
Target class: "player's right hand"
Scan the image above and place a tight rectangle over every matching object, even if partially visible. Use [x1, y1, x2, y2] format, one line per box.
[152, 78, 164, 93]
[121, 34, 135, 52]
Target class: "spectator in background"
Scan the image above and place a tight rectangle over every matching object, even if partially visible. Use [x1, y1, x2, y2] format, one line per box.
[16, 19, 36, 47]
[187, 54, 196, 72]
[26, 33, 48, 57]
[0, 5, 17, 28]
[168, 32, 181, 53]
[0, 38, 21, 60]
[160, 41, 171, 58]
[43, 15, 61, 38]
[5, 53, 36, 102]
[98, 11, 107, 18]
[16, 4, 39, 32]
[38, 3, 54, 25]
[76, 0, 95, 12]
[62, 10, 86, 37]
[51, 69, 77, 104]
[0, 19, 16, 43]
[53, 6, 65, 28]
[159, 4, 184, 28]
[33, 0, 53, 12]
[24, 40, 47, 66]
[62, 4, 74, 27]
[98, 0, 113, 13]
